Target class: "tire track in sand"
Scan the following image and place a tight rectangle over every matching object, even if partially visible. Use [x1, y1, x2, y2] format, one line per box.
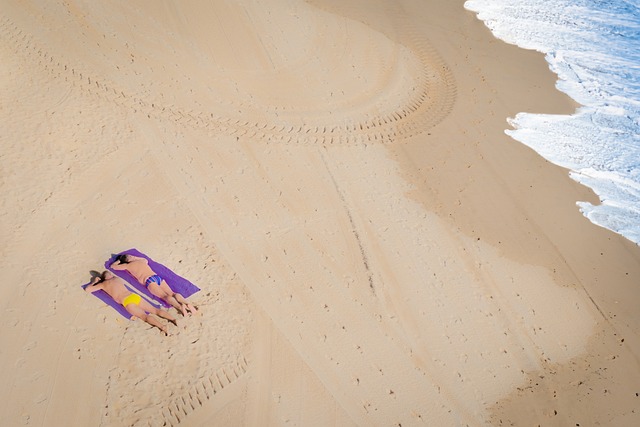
[0, 11, 455, 145]
[159, 356, 249, 427]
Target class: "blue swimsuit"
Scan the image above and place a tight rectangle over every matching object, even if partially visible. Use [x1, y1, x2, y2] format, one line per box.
[145, 274, 162, 288]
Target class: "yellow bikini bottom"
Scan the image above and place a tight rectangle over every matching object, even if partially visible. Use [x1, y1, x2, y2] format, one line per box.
[122, 293, 141, 308]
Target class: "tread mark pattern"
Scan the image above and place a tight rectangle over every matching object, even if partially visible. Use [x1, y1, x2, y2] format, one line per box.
[0, 14, 456, 145]
[160, 356, 249, 427]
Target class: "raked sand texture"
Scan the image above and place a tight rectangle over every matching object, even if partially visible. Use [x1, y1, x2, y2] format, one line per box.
[1, 0, 639, 426]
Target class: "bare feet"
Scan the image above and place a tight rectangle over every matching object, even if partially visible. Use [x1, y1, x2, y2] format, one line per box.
[184, 303, 198, 315]
[177, 303, 188, 317]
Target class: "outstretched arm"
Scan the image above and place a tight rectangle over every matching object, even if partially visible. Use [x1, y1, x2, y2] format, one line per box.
[126, 255, 147, 264]
[110, 260, 126, 270]
[85, 277, 104, 293]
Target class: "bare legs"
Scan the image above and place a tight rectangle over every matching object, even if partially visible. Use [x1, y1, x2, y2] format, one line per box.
[165, 293, 188, 317]
[148, 280, 198, 317]
[127, 302, 175, 335]
[141, 313, 169, 336]
[173, 292, 198, 316]
[152, 307, 178, 327]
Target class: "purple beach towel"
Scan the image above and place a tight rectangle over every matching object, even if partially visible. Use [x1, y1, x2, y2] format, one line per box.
[105, 248, 200, 308]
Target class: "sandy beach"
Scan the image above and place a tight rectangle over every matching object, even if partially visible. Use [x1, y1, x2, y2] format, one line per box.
[1, 0, 639, 426]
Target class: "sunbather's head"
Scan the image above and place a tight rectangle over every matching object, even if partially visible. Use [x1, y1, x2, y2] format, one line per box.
[102, 270, 114, 280]
[116, 254, 129, 264]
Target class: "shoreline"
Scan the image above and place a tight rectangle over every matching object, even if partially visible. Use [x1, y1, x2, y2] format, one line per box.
[392, 1, 640, 423]
[0, 0, 638, 425]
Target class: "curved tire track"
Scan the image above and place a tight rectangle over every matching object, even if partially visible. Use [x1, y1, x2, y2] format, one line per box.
[0, 12, 455, 145]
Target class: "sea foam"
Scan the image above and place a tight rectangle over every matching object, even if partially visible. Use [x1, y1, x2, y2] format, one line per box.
[464, 0, 640, 245]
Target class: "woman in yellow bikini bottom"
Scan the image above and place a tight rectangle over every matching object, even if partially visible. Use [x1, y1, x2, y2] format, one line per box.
[85, 271, 177, 335]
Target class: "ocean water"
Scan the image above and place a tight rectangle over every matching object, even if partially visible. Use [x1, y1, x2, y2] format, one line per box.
[464, 0, 640, 245]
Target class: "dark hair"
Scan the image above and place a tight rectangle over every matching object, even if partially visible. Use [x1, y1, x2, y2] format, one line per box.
[116, 254, 129, 264]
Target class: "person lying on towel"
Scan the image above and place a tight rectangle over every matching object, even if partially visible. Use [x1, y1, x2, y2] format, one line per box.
[111, 254, 198, 316]
[85, 271, 177, 335]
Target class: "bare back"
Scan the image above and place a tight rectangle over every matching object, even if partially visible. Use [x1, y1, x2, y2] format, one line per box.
[121, 258, 155, 284]
[99, 276, 133, 304]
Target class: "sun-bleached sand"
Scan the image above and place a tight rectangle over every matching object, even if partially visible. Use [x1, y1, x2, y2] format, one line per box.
[1, 0, 639, 426]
